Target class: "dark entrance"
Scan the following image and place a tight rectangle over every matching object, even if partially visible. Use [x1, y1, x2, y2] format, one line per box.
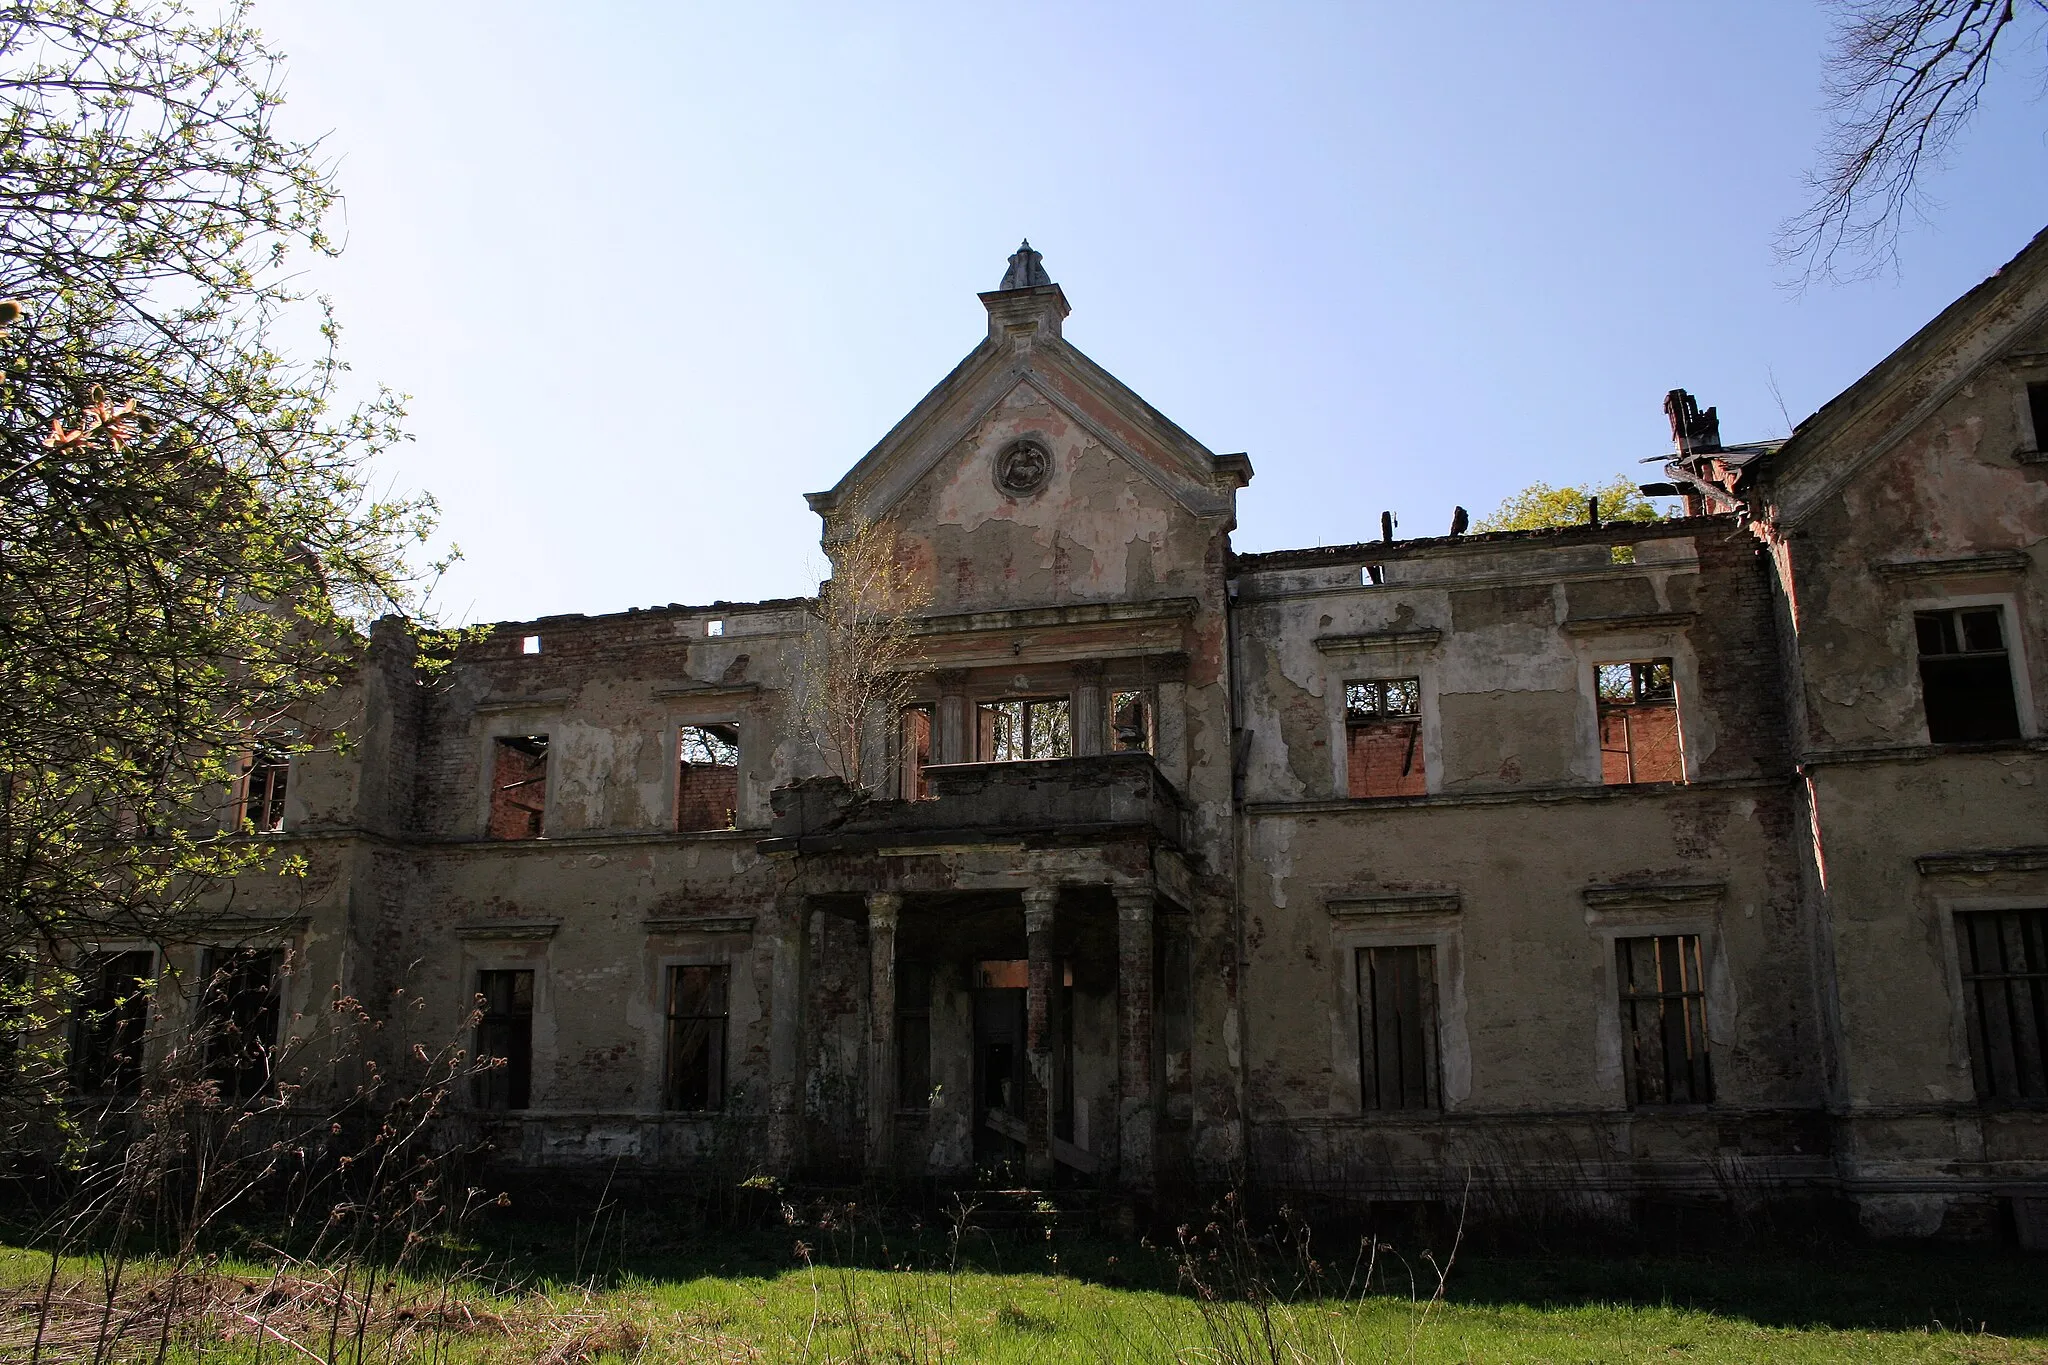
[972, 966, 1026, 1169]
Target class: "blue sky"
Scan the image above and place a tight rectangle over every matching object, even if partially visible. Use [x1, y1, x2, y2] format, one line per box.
[258, 1, 2047, 624]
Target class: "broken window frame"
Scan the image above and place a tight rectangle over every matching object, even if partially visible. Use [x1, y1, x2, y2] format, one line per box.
[898, 703, 934, 800]
[1109, 688, 1154, 754]
[895, 960, 932, 1110]
[1615, 933, 1714, 1107]
[977, 696, 1072, 763]
[1955, 907, 2048, 1104]
[474, 968, 534, 1111]
[676, 722, 741, 831]
[200, 947, 281, 1103]
[1914, 605, 2024, 745]
[1356, 944, 1440, 1111]
[663, 963, 728, 1111]
[1595, 658, 1685, 785]
[71, 949, 154, 1096]
[2028, 381, 2048, 452]
[238, 743, 290, 833]
[1344, 677, 1425, 799]
[487, 734, 549, 840]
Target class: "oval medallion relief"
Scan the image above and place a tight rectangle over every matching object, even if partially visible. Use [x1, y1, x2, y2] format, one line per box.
[994, 440, 1052, 498]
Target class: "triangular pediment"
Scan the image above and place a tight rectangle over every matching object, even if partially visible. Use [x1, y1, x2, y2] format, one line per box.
[808, 330, 1249, 529]
[1755, 225, 2048, 525]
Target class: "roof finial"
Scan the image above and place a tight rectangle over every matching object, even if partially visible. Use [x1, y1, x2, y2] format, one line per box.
[998, 239, 1053, 291]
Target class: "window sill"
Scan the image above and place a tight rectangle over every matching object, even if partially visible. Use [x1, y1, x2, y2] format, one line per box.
[1799, 737, 2048, 769]
[1625, 1102, 1717, 1114]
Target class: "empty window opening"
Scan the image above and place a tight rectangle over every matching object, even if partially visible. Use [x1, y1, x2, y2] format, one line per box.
[1362, 563, 1386, 586]
[1159, 931, 1194, 1124]
[705, 619, 724, 637]
[1610, 545, 1637, 566]
[665, 964, 728, 1110]
[677, 724, 740, 831]
[1111, 690, 1153, 753]
[488, 735, 549, 840]
[1956, 908, 2047, 1102]
[898, 705, 933, 800]
[1598, 659, 1683, 784]
[0, 952, 31, 1083]
[1346, 678, 1425, 798]
[201, 948, 280, 1102]
[2030, 382, 2048, 450]
[896, 961, 932, 1109]
[71, 950, 153, 1095]
[521, 634, 541, 655]
[978, 697, 1071, 762]
[1617, 934, 1712, 1106]
[1357, 945, 1439, 1111]
[239, 745, 289, 833]
[1916, 608, 2022, 743]
[474, 968, 534, 1110]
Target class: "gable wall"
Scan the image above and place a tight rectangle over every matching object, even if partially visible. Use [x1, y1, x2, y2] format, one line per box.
[1744, 270, 2048, 1236]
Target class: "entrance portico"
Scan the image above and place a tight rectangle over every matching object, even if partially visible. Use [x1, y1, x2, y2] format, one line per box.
[760, 755, 1194, 1188]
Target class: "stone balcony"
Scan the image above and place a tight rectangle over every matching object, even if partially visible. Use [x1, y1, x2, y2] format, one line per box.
[761, 751, 1186, 856]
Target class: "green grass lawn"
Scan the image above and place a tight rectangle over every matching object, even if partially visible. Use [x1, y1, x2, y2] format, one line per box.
[4, 1232, 2044, 1363]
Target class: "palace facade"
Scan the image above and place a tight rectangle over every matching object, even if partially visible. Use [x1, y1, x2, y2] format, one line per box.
[87, 236, 2048, 1241]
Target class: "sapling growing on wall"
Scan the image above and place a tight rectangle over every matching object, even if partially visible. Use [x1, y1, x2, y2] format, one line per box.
[787, 507, 934, 788]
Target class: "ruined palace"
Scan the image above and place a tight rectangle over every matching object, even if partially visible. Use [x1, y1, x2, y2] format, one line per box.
[81, 234, 2048, 1240]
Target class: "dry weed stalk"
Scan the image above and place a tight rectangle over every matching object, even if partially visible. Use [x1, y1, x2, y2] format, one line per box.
[10, 969, 514, 1365]
[1170, 1187, 1467, 1365]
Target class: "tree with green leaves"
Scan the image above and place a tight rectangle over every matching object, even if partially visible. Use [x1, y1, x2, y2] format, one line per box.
[1471, 476, 1668, 533]
[0, 0, 439, 1133]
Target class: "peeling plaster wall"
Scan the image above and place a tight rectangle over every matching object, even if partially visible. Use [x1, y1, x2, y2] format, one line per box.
[899, 383, 1193, 612]
[163, 256, 2048, 1232]
[1228, 521, 1816, 1192]
[1744, 295, 2048, 1233]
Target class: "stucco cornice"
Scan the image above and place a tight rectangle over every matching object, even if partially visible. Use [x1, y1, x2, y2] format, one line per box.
[1581, 882, 1726, 912]
[1313, 629, 1443, 655]
[475, 691, 573, 713]
[1560, 611, 1698, 636]
[1326, 890, 1461, 917]
[453, 922, 559, 941]
[652, 683, 763, 704]
[1914, 846, 2048, 877]
[1871, 550, 2033, 580]
[642, 916, 755, 935]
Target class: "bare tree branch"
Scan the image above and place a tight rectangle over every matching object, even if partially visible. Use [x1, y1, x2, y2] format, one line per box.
[1781, 0, 2047, 282]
